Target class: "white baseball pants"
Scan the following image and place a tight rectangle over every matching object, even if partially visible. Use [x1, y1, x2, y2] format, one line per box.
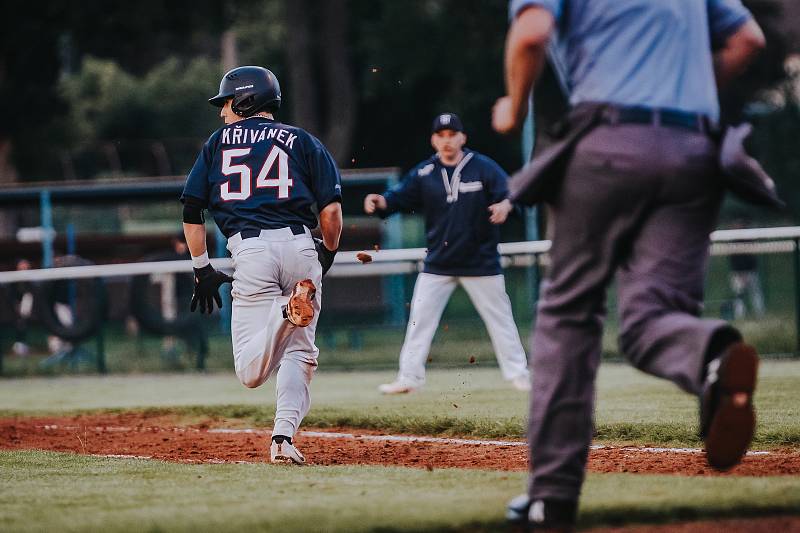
[227, 227, 322, 438]
[396, 272, 529, 386]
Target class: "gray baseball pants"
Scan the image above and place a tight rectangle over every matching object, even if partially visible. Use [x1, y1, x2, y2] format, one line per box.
[527, 123, 739, 501]
[396, 272, 529, 387]
[227, 227, 322, 439]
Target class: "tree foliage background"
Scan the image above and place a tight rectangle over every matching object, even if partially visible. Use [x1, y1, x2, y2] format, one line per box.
[1, 0, 799, 222]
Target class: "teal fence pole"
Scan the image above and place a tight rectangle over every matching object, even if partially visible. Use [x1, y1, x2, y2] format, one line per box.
[96, 323, 107, 374]
[215, 226, 231, 334]
[522, 93, 540, 316]
[39, 190, 54, 268]
[383, 172, 405, 326]
[794, 238, 800, 356]
[197, 328, 208, 371]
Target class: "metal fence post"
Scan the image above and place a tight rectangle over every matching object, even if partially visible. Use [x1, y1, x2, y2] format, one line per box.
[39, 190, 54, 268]
[215, 226, 232, 334]
[197, 328, 208, 371]
[522, 93, 540, 322]
[383, 172, 405, 327]
[96, 323, 107, 374]
[794, 238, 800, 356]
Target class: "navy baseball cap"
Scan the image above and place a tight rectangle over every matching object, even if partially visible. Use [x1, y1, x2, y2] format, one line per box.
[432, 113, 464, 134]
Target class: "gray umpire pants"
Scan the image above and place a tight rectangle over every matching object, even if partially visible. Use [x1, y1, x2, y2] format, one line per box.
[527, 123, 739, 502]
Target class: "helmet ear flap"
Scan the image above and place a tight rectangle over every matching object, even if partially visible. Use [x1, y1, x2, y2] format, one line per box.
[232, 93, 279, 117]
[232, 96, 249, 116]
[232, 94, 257, 117]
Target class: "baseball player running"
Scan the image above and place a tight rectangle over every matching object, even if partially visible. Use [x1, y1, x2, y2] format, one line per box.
[181, 66, 342, 464]
[364, 113, 530, 394]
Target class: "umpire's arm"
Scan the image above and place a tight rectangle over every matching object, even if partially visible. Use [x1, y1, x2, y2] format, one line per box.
[713, 19, 765, 89]
[493, 4, 555, 134]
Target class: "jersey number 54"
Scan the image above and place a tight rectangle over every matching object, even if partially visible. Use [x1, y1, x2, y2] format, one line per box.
[220, 145, 293, 201]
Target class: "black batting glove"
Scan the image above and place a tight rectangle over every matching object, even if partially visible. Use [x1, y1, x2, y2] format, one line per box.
[190, 264, 234, 314]
[314, 238, 337, 277]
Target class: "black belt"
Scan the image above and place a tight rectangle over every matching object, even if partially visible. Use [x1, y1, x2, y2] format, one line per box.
[239, 225, 305, 239]
[600, 105, 714, 134]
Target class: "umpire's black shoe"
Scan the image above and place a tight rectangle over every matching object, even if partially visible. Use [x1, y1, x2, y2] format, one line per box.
[506, 494, 577, 532]
[701, 341, 759, 471]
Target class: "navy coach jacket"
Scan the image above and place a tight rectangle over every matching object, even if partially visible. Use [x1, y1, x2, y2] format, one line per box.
[379, 149, 509, 277]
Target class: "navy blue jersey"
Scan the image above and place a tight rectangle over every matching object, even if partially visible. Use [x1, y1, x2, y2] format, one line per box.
[181, 116, 342, 238]
[379, 149, 509, 276]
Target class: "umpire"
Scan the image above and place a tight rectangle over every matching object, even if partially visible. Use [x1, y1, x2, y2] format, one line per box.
[493, 0, 769, 530]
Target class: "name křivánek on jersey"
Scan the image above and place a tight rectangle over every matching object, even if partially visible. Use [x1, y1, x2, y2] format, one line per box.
[221, 125, 298, 151]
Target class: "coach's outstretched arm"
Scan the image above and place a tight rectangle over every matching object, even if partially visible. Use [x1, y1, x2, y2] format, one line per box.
[492, 5, 555, 134]
[363, 168, 422, 218]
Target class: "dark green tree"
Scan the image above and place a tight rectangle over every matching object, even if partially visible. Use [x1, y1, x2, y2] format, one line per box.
[0, 0, 239, 181]
[350, 0, 515, 171]
[1, 0, 795, 185]
[0, 2, 66, 182]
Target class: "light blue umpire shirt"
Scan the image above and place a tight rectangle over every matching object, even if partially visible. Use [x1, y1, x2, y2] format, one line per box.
[509, 0, 753, 122]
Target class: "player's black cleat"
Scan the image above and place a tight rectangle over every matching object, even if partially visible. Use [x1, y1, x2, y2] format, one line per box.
[190, 264, 234, 314]
[701, 341, 759, 471]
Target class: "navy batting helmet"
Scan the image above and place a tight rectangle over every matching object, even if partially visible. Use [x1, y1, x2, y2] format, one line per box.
[208, 66, 281, 117]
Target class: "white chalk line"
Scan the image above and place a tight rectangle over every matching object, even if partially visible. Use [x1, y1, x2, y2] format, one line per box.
[93, 454, 153, 460]
[89, 454, 251, 464]
[35, 424, 771, 456]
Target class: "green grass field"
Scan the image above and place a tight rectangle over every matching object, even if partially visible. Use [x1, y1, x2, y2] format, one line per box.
[1, 363, 798, 531]
[1, 451, 798, 532]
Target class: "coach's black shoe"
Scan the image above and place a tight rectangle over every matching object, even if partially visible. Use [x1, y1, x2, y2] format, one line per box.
[506, 494, 577, 532]
[701, 341, 759, 471]
[506, 494, 531, 524]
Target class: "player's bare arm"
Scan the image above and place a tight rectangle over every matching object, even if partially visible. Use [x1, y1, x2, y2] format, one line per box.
[492, 6, 555, 134]
[488, 199, 513, 225]
[363, 194, 387, 214]
[713, 19, 766, 89]
[182, 222, 207, 257]
[315, 202, 342, 277]
[319, 202, 343, 251]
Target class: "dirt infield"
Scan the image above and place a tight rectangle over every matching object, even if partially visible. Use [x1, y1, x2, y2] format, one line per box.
[1, 412, 799, 476]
